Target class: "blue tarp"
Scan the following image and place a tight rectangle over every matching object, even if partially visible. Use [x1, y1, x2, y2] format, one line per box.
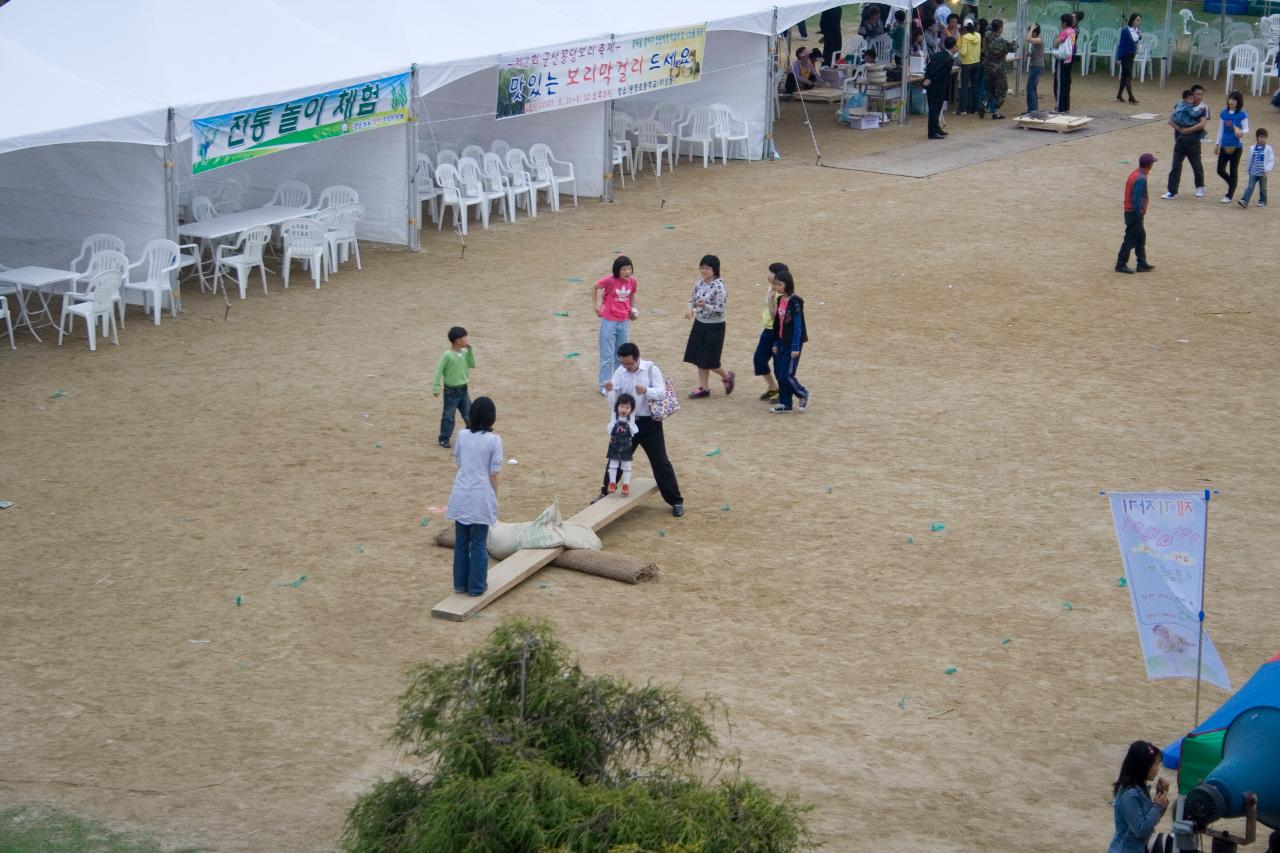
[1164, 651, 1280, 769]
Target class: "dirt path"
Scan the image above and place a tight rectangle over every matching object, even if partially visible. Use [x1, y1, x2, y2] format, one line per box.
[2, 70, 1276, 851]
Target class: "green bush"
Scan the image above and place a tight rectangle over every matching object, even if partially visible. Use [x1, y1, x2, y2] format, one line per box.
[343, 619, 813, 853]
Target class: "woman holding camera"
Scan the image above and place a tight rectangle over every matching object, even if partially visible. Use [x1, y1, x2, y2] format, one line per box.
[1107, 740, 1169, 853]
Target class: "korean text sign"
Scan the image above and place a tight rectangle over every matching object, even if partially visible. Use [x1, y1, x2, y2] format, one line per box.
[191, 72, 410, 174]
[496, 24, 707, 119]
[1108, 492, 1230, 690]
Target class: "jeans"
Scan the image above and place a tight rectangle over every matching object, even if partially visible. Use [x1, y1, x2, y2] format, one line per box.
[773, 346, 809, 410]
[1241, 174, 1268, 205]
[752, 327, 776, 376]
[1216, 146, 1243, 199]
[599, 415, 683, 506]
[1117, 211, 1147, 267]
[1025, 65, 1041, 112]
[598, 319, 630, 388]
[960, 63, 981, 112]
[439, 384, 470, 444]
[452, 522, 489, 595]
[1167, 135, 1204, 195]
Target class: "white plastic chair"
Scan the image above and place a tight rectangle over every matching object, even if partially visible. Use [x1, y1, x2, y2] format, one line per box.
[676, 106, 719, 167]
[212, 175, 246, 213]
[280, 218, 328, 288]
[461, 144, 486, 162]
[415, 154, 443, 226]
[505, 149, 556, 213]
[1225, 44, 1262, 96]
[123, 239, 182, 325]
[459, 157, 510, 224]
[1085, 28, 1118, 76]
[70, 234, 126, 279]
[435, 163, 490, 234]
[436, 148, 459, 169]
[501, 150, 542, 217]
[1135, 33, 1163, 83]
[528, 143, 577, 208]
[326, 202, 364, 273]
[611, 143, 628, 187]
[710, 103, 750, 163]
[267, 180, 312, 208]
[1189, 27, 1224, 77]
[649, 104, 683, 169]
[58, 269, 122, 351]
[191, 195, 218, 222]
[1262, 46, 1279, 94]
[0, 294, 13, 350]
[870, 34, 894, 67]
[480, 151, 526, 219]
[490, 139, 511, 159]
[214, 225, 271, 299]
[65, 248, 129, 329]
[611, 113, 637, 176]
[314, 185, 358, 212]
[634, 118, 672, 176]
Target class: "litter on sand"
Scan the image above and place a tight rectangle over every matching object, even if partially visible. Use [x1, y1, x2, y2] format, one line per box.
[898, 694, 909, 709]
[663, 224, 676, 230]
[355, 544, 365, 554]
[907, 536, 915, 544]
[419, 517, 431, 527]
[930, 523, 946, 532]
[189, 639, 211, 644]
[538, 582, 550, 589]
[564, 352, 579, 359]
[564, 276, 584, 283]
[1116, 577, 1128, 588]
[235, 595, 242, 607]
[426, 505, 445, 514]
[507, 458, 518, 465]
[552, 311, 570, 317]
[721, 503, 731, 512]
[657, 529, 668, 537]
[0, 501, 13, 509]
[944, 666, 958, 675]
[373, 443, 382, 448]
[1001, 638, 1012, 646]
[50, 390, 66, 399]
[825, 485, 833, 494]
[282, 575, 308, 588]
[1061, 601, 1074, 610]
[705, 448, 721, 457]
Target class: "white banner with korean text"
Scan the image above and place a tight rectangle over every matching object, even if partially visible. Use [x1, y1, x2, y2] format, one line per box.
[496, 24, 706, 119]
[1108, 492, 1230, 690]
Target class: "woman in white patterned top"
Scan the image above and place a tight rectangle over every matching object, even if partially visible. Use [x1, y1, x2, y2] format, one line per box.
[682, 254, 734, 399]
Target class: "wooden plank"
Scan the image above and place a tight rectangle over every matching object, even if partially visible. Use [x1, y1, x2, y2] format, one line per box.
[1015, 113, 1092, 133]
[430, 478, 658, 621]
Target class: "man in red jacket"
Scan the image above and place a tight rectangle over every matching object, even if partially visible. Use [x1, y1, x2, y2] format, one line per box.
[1116, 153, 1157, 274]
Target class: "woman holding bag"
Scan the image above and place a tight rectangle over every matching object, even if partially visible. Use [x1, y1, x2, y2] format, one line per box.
[1053, 13, 1076, 112]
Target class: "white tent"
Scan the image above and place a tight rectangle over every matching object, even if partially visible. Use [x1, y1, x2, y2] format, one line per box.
[0, 0, 834, 267]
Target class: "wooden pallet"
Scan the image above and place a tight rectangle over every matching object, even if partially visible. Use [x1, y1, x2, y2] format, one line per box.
[430, 478, 658, 622]
[1014, 112, 1092, 133]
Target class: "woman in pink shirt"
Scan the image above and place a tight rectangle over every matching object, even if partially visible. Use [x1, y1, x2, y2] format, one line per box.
[594, 255, 639, 396]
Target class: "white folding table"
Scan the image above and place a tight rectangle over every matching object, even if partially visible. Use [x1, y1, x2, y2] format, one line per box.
[178, 205, 316, 295]
[0, 266, 78, 342]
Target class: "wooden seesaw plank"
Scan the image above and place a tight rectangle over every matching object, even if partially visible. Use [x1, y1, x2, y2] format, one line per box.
[430, 478, 658, 621]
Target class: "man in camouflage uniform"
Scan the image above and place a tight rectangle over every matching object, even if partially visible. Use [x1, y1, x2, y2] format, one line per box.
[981, 19, 1016, 119]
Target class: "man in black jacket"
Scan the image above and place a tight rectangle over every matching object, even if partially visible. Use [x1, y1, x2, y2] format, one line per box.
[819, 7, 843, 66]
[924, 36, 957, 139]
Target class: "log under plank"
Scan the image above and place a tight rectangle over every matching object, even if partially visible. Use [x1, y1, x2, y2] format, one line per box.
[430, 478, 657, 621]
[434, 528, 660, 584]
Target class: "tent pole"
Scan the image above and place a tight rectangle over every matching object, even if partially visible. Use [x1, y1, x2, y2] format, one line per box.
[766, 8, 779, 160]
[164, 107, 179, 292]
[1014, 0, 1026, 102]
[1193, 490, 1211, 728]
[1161, 0, 1172, 87]
[602, 98, 615, 203]
[407, 64, 422, 252]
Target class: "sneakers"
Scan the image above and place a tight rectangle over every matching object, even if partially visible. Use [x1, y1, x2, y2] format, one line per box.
[688, 387, 710, 399]
[1136, 264, 1155, 273]
[798, 393, 811, 412]
[1115, 265, 1135, 274]
[722, 371, 736, 396]
[1194, 187, 1206, 198]
[1260, 202, 1268, 208]
[621, 483, 630, 497]
[599, 387, 608, 396]
[769, 404, 793, 413]
[1238, 199, 1249, 208]
[608, 482, 617, 493]
[1161, 192, 1177, 200]
[671, 503, 685, 518]
[439, 439, 451, 448]
[1221, 196, 1233, 204]
[759, 389, 779, 401]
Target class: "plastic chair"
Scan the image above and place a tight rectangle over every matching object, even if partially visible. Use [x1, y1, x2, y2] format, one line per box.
[123, 239, 182, 325]
[65, 248, 129, 329]
[1136, 33, 1166, 83]
[459, 157, 509, 224]
[267, 180, 312, 208]
[191, 195, 218, 222]
[675, 106, 718, 167]
[69, 234, 126, 279]
[611, 142, 628, 188]
[212, 176, 246, 213]
[490, 139, 511, 159]
[280, 219, 328, 288]
[436, 148, 459, 169]
[314, 185, 358, 212]
[326, 203, 364, 273]
[1225, 44, 1262, 96]
[500, 150, 543, 217]
[58, 269, 121, 351]
[528, 143, 577, 208]
[415, 154, 443, 226]
[710, 103, 750, 163]
[1261, 46, 1279, 94]
[504, 149, 556, 213]
[461, 144, 486, 162]
[634, 118, 672, 176]
[481, 151, 527, 218]
[649, 104, 683, 169]
[870, 34, 893, 67]
[213, 225, 271, 299]
[1084, 28, 1118, 76]
[0, 294, 13, 350]
[611, 113, 637, 175]
[435, 163, 490, 234]
[1189, 27, 1224, 77]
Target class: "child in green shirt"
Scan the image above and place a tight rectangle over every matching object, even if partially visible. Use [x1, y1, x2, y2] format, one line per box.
[432, 326, 476, 448]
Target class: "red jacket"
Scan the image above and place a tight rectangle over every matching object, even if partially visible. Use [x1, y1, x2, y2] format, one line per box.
[1123, 168, 1149, 214]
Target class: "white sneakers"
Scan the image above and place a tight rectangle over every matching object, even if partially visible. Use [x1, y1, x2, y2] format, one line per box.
[1220, 196, 1232, 204]
[1163, 188, 1209, 201]
[1194, 187, 1206, 198]
[1162, 192, 1177, 200]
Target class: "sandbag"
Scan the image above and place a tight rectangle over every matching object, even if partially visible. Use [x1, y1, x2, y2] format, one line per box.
[433, 530, 658, 584]
[445, 503, 603, 560]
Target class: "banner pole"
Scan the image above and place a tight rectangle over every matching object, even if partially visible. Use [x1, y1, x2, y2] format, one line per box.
[1193, 488, 1210, 728]
[164, 107, 179, 292]
[766, 8, 779, 160]
[602, 37, 615, 204]
[407, 64, 422, 252]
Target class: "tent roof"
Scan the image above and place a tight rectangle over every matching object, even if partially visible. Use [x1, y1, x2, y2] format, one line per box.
[0, 0, 843, 153]
[1164, 651, 1280, 769]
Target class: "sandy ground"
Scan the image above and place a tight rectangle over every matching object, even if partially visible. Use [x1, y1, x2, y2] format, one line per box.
[3, 68, 1278, 852]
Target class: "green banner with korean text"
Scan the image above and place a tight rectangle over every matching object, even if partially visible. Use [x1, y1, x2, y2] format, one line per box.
[497, 25, 706, 119]
[192, 72, 410, 174]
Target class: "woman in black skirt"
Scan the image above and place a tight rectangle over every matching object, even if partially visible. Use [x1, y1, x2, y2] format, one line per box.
[683, 254, 734, 398]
